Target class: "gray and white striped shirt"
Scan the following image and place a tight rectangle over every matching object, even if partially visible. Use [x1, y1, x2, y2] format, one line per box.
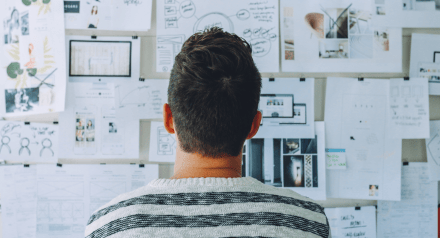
[85, 177, 331, 238]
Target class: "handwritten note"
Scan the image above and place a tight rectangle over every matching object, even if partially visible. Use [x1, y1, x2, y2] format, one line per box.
[325, 206, 377, 238]
[389, 78, 429, 138]
[326, 148, 346, 169]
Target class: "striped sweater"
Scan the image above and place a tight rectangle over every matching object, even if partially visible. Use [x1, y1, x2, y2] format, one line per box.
[85, 177, 331, 238]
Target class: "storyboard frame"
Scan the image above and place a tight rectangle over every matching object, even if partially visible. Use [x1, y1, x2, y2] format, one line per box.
[66, 35, 140, 83]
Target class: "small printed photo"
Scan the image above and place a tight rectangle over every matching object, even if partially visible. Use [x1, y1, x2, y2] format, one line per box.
[21, 11, 29, 35]
[283, 138, 300, 155]
[86, 118, 95, 130]
[283, 155, 304, 187]
[301, 136, 318, 154]
[401, 0, 438, 11]
[4, 8, 20, 44]
[5, 87, 39, 113]
[369, 185, 379, 196]
[87, 5, 99, 29]
[376, 6, 386, 15]
[319, 40, 349, 58]
[323, 8, 348, 39]
[304, 12, 324, 39]
[266, 99, 284, 106]
[85, 118, 95, 142]
[350, 35, 373, 59]
[75, 118, 85, 142]
[283, 7, 295, 60]
[109, 122, 118, 133]
[374, 29, 390, 52]
[349, 9, 372, 34]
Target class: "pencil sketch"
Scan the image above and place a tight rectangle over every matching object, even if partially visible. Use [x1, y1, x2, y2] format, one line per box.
[157, 126, 176, 155]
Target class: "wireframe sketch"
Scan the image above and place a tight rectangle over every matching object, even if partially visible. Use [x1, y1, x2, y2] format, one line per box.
[158, 126, 176, 155]
[90, 182, 126, 197]
[37, 202, 84, 219]
[0, 121, 58, 161]
[38, 181, 84, 197]
[70, 40, 131, 76]
[157, 0, 279, 72]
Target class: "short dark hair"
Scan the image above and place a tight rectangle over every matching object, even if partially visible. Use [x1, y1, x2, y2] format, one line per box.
[168, 27, 261, 158]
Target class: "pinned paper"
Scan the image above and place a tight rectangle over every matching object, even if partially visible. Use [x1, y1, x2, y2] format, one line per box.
[326, 149, 346, 169]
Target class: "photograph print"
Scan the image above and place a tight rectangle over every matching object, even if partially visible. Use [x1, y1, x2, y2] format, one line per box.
[402, 0, 440, 11]
[5, 87, 39, 113]
[283, 138, 300, 155]
[283, 155, 305, 187]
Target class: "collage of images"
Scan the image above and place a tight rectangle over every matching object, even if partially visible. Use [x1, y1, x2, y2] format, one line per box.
[284, 3, 390, 60]
[243, 137, 319, 189]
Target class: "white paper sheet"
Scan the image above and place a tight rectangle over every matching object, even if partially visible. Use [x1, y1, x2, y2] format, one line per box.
[64, 0, 153, 31]
[389, 78, 429, 139]
[409, 33, 440, 95]
[246, 122, 326, 200]
[59, 82, 139, 159]
[426, 120, 440, 181]
[377, 162, 438, 238]
[115, 79, 169, 119]
[373, 0, 440, 28]
[156, 0, 279, 73]
[280, 0, 402, 73]
[0, 121, 58, 163]
[0, 164, 160, 238]
[149, 121, 177, 163]
[325, 78, 402, 201]
[0, 165, 37, 238]
[0, 0, 67, 117]
[66, 35, 141, 83]
[254, 78, 315, 138]
[325, 206, 376, 238]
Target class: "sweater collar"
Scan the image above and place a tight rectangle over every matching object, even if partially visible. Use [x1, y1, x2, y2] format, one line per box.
[147, 176, 261, 187]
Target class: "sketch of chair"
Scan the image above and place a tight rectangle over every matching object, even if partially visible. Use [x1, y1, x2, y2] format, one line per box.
[321, 4, 351, 38]
[0, 136, 11, 154]
[304, 13, 324, 39]
[40, 138, 54, 157]
[19, 137, 31, 156]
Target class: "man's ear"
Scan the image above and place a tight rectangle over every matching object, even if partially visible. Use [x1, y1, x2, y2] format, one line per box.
[163, 103, 175, 134]
[246, 111, 262, 139]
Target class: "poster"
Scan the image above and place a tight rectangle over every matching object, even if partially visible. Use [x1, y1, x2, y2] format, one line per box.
[156, 0, 279, 73]
[0, 0, 67, 116]
[409, 33, 440, 95]
[280, 0, 402, 73]
[373, 0, 440, 28]
[325, 78, 402, 201]
[254, 78, 315, 139]
[59, 82, 139, 159]
[64, 0, 153, 31]
[246, 122, 326, 200]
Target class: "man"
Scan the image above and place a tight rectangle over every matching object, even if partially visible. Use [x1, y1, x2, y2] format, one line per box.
[85, 27, 330, 238]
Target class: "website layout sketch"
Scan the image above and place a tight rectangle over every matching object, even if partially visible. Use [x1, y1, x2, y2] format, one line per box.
[1, 0, 67, 116]
[69, 40, 132, 77]
[74, 105, 97, 155]
[156, 0, 279, 73]
[101, 106, 124, 155]
[0, 121, 58, 162]
[149, 121, 177, 162]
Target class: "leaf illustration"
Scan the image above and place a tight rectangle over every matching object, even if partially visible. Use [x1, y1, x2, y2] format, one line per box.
[44, 55, 54, 58]
[8, 51, 20, 61]
[44, 60, 55, 64]
[38, 65, 52, 74]
[38, 5, 44, 15]
[14, 76, 21, 88]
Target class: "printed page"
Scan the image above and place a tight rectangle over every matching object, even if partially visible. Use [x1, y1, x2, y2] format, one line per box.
[377, 163, 438, 238]
[246, 122, 326, 200]
[59, 82, 139, 159]
[426, 121, 440, 181]
[36, 164, 90, 238]
[325, 78, 402, 201]
[0, 121, 58, 163]
[156, 0, 279, 73]
[0, 0, 67, 116]
[64, 0, 153, 31]
[115, 79, 169, 119]
[373, 0, 440, 28]
[389, 78, 429, 138]
[254, 78, 315, 139]
[325, 206, 376, 238]
[409, 33, 440, 95]
[280, 0, 402, 73]
[66, 35, 141, 84]
[0, 165, 37, 238]
[149, 121, 177, 163]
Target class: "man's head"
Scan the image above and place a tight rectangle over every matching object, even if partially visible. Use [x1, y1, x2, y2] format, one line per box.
[165, 27, 262, 158]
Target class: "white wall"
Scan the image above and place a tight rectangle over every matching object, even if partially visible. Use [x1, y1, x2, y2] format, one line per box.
[2, 1, 440, 235]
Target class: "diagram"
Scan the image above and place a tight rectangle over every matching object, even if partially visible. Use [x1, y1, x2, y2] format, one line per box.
[37, 202, 84, 220]
[157, 0, 279, 72]
[38, 181, 84, 197]
[90, 182, 126, 197]
[116, 85, 151, 109]
[0, 121, 58, 161]
[158, 126, 176, 155]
